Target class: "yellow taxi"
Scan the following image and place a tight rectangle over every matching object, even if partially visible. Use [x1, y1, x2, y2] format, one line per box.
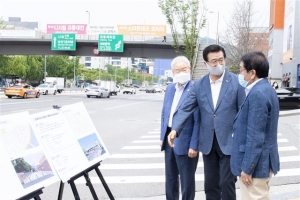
[5, 84, 40, 99]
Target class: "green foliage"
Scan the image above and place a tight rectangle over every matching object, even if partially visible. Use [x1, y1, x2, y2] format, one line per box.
[11, 158, 31, 173]
[158, 0, 206, 69]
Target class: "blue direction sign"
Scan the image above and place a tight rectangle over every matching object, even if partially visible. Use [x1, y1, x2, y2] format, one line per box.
[51, 33, 76, 51]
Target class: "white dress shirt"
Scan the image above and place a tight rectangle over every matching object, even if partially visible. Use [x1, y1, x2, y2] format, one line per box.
[209, 71, 225, 109]
[168, 83, 186, 127]
[245, 78, 263, 96]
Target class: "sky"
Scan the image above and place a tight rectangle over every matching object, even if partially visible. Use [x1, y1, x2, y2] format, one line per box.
[0, 0, 270, 39]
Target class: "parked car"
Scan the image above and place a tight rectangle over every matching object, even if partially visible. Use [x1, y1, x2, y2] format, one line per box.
[154, 86, 163, 93]
[86, 86, 110, 98]
[123, 87, 136, 94]
[145, 87, 156, 93]
[35, 84, 57, 95]
[5, 84, 40, 99]
[140, 86, 147, 91]
[276, 88, 300, 109]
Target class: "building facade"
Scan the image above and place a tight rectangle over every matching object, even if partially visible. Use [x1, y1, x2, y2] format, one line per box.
[79, 56, 132, 70]
[3, 17, 38, 30]
[268, 0, 300, 88]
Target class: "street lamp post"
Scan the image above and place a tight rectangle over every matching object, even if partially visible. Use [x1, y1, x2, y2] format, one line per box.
[73, 56, 76, 87]
[127, 65, 129, 85]
[114, 67, 117, 83]
[216, 11, 219, 44]
[86, 11, 90, 40]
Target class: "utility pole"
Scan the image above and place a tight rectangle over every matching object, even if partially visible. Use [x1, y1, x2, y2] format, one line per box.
[44, 55, 47, 82]
[86, 11, 90, 40]
[127, 65, 129, 85]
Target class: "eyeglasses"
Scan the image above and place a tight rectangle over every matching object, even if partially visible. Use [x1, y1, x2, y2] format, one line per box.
[208, 58, 225, 66]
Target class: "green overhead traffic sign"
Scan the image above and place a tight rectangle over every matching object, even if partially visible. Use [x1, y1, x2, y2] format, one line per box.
[98, 34, 124, 52]
[51, 33, 76, 51]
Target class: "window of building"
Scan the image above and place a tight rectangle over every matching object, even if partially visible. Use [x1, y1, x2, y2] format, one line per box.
[111, 57, 121, 60]
[111, 61, 121, 65]
[85, 63, 91, 67]
[254, 36, 258, 40]
[85, 57, 91, 61]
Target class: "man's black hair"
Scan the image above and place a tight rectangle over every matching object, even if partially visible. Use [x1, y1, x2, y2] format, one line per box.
[241, 51, 269, 78]
[203, 45, 226, 62]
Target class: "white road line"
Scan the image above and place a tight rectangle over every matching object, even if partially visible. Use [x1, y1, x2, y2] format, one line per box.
[122, 146, 160, 150]
[280, 156, 300, 162]
[103, 101, 153, 110]
[110, 153, 164, 158]
[278, 146, 298, 151]
[0, 100, 53, 105]
[75, 174, 205, 184]
[277, 138, 289, 143]
[100, 162, 204, 170]
[147, 131, 160, 134]
[276, 168, 300, 177]
[132, 140, 159, 143]
[140, 135, 160, 138]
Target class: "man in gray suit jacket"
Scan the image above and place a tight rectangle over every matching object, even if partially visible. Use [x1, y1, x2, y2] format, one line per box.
[168, 45, 245, 200]
[231, 51, 280, 199]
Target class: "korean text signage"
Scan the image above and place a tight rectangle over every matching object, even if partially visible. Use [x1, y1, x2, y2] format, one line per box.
[47, 24, 87, 34]
[117, 25, 166, 36]
[87, 25, 117, 35]
[282, 0, 295, 63]
[98, 34, 124, 52]
[51, 33, 76, 51]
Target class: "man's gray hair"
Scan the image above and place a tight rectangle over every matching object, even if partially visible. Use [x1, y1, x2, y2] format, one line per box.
[170, 56, 191, 69]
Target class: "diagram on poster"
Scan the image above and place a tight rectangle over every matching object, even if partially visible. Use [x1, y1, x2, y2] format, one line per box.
[0, 112, 59, 200]
[61, 102, 109, 164]
[29, 102, 110, 182]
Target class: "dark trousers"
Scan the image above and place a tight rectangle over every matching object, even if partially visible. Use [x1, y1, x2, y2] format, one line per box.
[164, 128, 199, 200]
[202, 134, 237, 200]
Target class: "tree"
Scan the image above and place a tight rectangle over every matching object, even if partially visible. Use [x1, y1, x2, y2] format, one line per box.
[220, 0, 268, 71]
[11, 158, 31, 173]
[158, 0, 206, 70]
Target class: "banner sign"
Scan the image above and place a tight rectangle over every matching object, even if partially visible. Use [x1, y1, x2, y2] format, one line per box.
[87, 25, 117, 34]
[47, 24, 87, 34]
[117, 25, 166, 36]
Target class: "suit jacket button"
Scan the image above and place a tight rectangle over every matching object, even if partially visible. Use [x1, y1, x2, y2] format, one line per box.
[213, 114, 216, 117]
[212, 128, 215, 131]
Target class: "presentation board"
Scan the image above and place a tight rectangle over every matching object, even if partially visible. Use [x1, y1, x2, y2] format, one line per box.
[0, 112, 59, 200]
[29, 102, 109, 182]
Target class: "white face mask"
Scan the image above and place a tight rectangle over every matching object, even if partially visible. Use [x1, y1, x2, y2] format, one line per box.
[206, 63, 225, 75]
[173, 72, 190, 84]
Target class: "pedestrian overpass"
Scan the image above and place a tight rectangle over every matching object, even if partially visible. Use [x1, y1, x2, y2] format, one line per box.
[0, 38, 184, 59]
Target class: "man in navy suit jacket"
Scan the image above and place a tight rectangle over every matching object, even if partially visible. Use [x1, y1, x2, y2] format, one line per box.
[168, 45, 245, 200]
[231, 51, 280, 199]
[160, 56, 200, 200]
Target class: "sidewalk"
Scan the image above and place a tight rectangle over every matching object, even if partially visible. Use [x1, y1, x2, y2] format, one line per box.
[114, 183, 300, 200]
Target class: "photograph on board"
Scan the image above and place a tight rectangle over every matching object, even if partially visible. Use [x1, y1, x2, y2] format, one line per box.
[78, 133, 106, 161]
[11, 151, 55, 189]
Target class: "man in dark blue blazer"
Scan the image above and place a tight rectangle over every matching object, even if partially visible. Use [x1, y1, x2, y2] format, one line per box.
[231, 51, 280, 199]
[168, 45, 245, 200]
[160, 56, 200, 200]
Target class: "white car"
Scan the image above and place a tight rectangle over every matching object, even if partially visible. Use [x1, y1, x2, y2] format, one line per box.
[86, 86, 110, 98]
[123, 87, 136, 94]
[35, 84, 57, 95]
[154, 86, 163, 93]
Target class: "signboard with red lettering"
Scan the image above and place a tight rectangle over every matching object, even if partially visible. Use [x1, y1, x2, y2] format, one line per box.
[47, 24, 87, 34]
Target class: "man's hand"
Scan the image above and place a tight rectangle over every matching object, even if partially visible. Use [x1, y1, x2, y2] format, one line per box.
[159, 140, 163, 147]
[167, 130, 177, 147]
[241, 171, 252, 186]
[188, 148, 198, 158]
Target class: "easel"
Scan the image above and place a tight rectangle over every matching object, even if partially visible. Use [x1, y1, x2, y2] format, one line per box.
[52, 105, 114, 200]
[17, 187, 44, 200]
[57, 162, 114, 200]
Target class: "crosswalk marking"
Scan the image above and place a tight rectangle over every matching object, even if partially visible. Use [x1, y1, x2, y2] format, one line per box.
[100, 162, 204, 170]
[110, 153, 164, 158]
[277, 138, 289, 143]
[276, 168, 300, 177]
[147, 131, 160, 134]
[280, 156, 300, 162]
[122, 146, 159, 149]
[278, 146, 298, 151]
[140, 135, 160, 138]
[132, 140, 159, 143]
[75, 174, 205, 184]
